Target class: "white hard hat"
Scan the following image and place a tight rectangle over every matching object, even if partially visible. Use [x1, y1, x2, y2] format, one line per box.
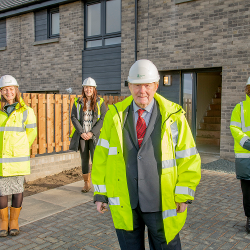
[0, 75, 19, 89]
[246, 77, 250, 85]
[82, 77, 97, 87]
[127, 59, 160, 84]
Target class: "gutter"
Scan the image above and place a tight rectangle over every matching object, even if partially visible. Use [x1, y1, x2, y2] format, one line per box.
[135, 0, 138, 61]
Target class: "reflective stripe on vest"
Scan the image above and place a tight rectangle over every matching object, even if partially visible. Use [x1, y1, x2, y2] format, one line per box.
[170, 121, 178, 150]
[162, 159, 176, 169]
[235, 153, 250, 158]
[0, 156, 30, 163]
[240, 136, 250, 147]
[108, 197, 120, 205]
[230, 121, 241, 128]
[109, 147, 117, 155]
[162, 209, 177, 219]
[176, 147, 198, 159]
[94, 184, 107, 193]
[97, 138, 109, 149]
[240, 102, 250, 132]
[0, 109, 30, 132]
[175, 186, 195, 197]
[26, 123, 37, 128]
[97, 139, 117, 155]
[0, 127, 25, 132]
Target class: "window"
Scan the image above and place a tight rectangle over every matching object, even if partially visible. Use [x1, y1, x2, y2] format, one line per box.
[48, 8, 60, 38]
[85, 0, 121, 49]
[0, 19, 6, 47]
[35, 7, 60, 42]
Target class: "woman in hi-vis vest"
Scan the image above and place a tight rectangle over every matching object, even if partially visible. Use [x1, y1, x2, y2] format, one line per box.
[0, 75, 37, 237]
[70, 77, 106, 193]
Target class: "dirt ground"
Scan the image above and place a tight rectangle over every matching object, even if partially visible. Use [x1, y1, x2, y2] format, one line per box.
[23, 166, 84, 197]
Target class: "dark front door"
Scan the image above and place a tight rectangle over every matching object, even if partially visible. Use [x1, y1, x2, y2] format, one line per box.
[181, 72, 197, 141]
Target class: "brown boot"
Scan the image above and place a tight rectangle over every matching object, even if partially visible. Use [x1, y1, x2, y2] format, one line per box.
[9, 207, 22, 236]
[0, 207, 8, 237]
[82, 173, 91, 193]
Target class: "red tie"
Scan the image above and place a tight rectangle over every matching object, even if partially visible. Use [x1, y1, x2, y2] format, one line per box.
[136, 109, 146, 148]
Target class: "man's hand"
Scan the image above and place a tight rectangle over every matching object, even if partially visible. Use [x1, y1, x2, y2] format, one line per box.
[176, 202, 188, 213]
[96, 201, 108, 214]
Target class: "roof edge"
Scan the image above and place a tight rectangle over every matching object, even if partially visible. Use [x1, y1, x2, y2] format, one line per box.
[0, 0, 77, 19]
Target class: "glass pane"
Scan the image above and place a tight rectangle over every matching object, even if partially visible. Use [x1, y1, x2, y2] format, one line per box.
[183, 73, 193, 127]
[86, 40, 102, 48]
[106, 0, 121, 33]
[87, 3, 101, 36]
[105, 37, 121, 45]
[51, 12, 60, 35]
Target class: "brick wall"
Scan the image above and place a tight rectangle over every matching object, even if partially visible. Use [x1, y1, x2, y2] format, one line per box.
[26, 151, 81, 182]
[0, 1, 84, 95]
[121, 0, 250, 160]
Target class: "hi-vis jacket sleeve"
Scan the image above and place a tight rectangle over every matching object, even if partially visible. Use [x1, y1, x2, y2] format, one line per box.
[174, 113, 201, 203]
[25, 107, 37, 147]
[230, 104, 250, 147]
[91, 109, 111, 203]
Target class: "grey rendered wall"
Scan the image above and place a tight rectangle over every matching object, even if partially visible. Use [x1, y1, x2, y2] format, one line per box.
[82, 45, 121, 95]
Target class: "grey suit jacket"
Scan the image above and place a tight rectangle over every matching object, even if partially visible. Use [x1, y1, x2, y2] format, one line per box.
[123, 100, 162, 212]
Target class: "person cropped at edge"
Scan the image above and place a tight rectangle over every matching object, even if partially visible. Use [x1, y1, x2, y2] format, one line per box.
[69, 77, 106, 193]
[91, 59, 201, 250]
[230, 76, 250, 233]
[0, 75, 37, 237]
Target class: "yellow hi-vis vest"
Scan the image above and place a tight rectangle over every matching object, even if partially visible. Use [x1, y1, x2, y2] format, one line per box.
[230, 94, 250, 154]
[70, 97, 104, 138]
[0, 99, 37, 176]
[91, 93, 201, 243]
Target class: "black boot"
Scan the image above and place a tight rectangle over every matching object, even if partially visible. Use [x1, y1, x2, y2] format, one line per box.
[246, 217, 250, 233]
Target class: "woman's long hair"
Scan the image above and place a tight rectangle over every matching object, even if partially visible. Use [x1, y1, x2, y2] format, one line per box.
[1, 87, 22, 111]
[81, 87, 98, 112]
[246, 85, 250, 97]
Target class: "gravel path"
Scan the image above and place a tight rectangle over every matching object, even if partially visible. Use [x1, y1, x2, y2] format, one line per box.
[201, 159, 235, 174]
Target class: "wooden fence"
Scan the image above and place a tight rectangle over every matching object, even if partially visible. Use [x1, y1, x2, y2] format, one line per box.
[22, 94, 127, 158]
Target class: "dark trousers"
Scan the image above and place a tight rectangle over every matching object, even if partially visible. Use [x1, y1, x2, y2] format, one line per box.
[241, 179, 250, 217]
[116, 205, 181, 250]
[79, 139, 95, 174]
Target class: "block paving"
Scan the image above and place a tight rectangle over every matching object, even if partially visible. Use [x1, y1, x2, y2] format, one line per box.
[0, 169, 249, 250]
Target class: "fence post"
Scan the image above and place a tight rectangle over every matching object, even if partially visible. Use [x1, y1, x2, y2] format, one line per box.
[63, 95, 69, 151]
[22, 93, 30, 107]
[47, 94, 54, 153]
[31, 94, 38, 157]
[55, 94, 62, 152]
[38, 94, 46, 154]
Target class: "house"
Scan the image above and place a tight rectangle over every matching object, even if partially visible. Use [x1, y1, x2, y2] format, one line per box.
[1, 0, 249, 161]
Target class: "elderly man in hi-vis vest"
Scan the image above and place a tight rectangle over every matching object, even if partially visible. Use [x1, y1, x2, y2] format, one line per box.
[92, 59, 201, 250]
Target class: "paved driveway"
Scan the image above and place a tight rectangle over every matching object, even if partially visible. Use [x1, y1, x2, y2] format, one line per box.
[0, 169, 249, 250]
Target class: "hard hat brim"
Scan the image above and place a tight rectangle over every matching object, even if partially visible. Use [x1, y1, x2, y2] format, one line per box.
[127, 77, 160, 84]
